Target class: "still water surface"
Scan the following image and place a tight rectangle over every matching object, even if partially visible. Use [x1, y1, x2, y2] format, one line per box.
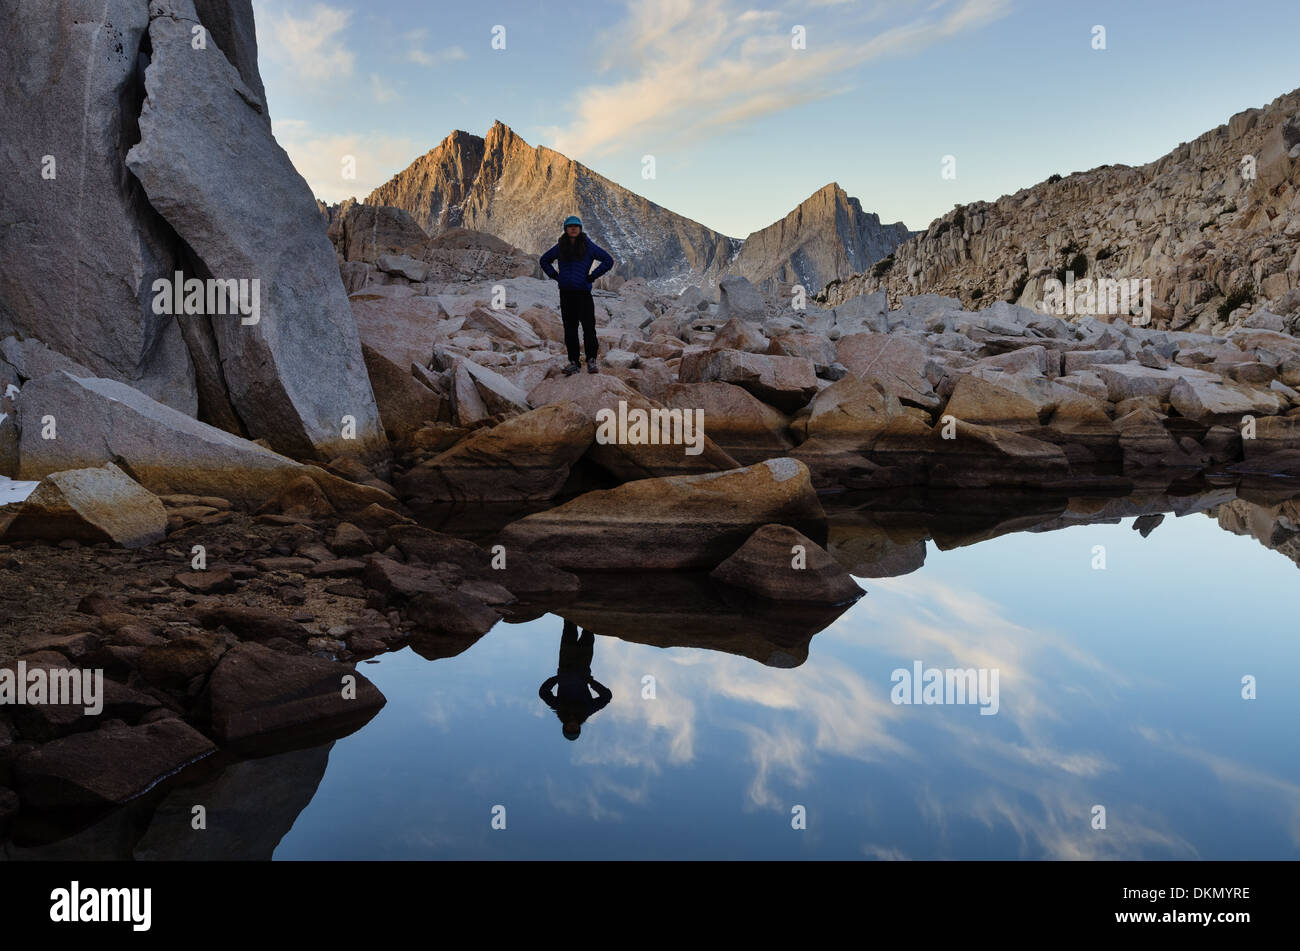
[276, 501, 1300, 860]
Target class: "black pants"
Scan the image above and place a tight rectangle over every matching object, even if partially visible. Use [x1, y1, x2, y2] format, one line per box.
[559, 287, 598, 363]
[558, 619, 594, 676]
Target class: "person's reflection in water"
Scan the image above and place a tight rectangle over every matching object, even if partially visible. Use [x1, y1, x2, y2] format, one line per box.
[539, 619, 612, 740]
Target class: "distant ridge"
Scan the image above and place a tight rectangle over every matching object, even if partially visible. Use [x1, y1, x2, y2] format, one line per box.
[364, 121, 911, 294]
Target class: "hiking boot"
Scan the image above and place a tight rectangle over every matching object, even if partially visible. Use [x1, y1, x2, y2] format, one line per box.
[587, 359, 599, 374]
[563, 361, 582, 376]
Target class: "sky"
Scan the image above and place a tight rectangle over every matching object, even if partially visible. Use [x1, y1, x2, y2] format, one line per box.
[251, 0, 1300, 239]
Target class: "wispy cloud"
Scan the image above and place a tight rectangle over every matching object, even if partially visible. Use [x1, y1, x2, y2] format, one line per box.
[256, 1, 356, 81]
[271, 119, 423, 203]
[369, 73, 397, 103]
[405, 27, 467, 67]
[409, 45, 468, 67]
[543, 0, 1011, 157]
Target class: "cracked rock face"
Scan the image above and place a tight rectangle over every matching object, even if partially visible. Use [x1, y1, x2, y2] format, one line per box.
[1, 0, 384, 464]
[126, 0, 385, 461]
[0, 0, 195, 414]
[822, 88, 1300, 335]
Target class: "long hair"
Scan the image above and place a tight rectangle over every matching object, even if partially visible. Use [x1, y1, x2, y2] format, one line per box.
[558, 230, 588, 262]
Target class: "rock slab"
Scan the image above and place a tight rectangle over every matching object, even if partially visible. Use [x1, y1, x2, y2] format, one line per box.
[498, 458, 826, 571]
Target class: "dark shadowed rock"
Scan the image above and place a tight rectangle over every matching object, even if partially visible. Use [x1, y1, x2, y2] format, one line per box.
[388, 524, 579, 602]
[556, 572, 854, 668]
[136, 633, 229, 688]
[133, 742, 330, 860]
[362, 343, 444, 444]
[15, 718, 216, 809]
[0, 336, 97, 385]
[868, 416, 1071, 487]
[3, 658, 163, 743]
[269, 474, 335, 517]
[362, 553, 460, 599]
[174, 569, 235, 595]
[202, 642, 385, 749]
[1244, 416, 1300, 458]
[195, 606, 309, 642]
[329, 522, 374, 556]
[406, 588, 503, 639]
[711, 524, 865, 604]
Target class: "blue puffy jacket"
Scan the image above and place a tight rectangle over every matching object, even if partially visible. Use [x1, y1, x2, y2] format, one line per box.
[540, 236, 615, 290]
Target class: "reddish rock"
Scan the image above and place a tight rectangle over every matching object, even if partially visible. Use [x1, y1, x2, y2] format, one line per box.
[711, 524, 864, 604]
[328, 522, 374, 556]
[195, 606, 310, 642]
[174, 568, 236, 594]
[202, 642, 386, 748]
[15, 719, 216, 809]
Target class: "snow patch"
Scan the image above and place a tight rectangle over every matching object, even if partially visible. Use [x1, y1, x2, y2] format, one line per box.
[0, 477, 39, 506]
[764, 458, 802, 483]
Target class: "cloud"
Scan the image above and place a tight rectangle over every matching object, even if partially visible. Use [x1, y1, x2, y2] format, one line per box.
[543, 0, 1011, 157]
[409, 45, 468, 67]
[270, 120, 423, 203]
[256, 1, 356, 81]
[369, 73, 397, 103]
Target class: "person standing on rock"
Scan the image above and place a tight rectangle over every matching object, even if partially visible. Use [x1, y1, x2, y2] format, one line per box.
[539, 619, 612, 740]
[539, 216, 615, 376]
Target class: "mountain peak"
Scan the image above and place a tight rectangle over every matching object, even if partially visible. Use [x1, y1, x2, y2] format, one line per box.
[725, 183, 910, 291]
[486, 119, 516, 140]
[366, 123, 737, 284]
[365, 127, 910, 292]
